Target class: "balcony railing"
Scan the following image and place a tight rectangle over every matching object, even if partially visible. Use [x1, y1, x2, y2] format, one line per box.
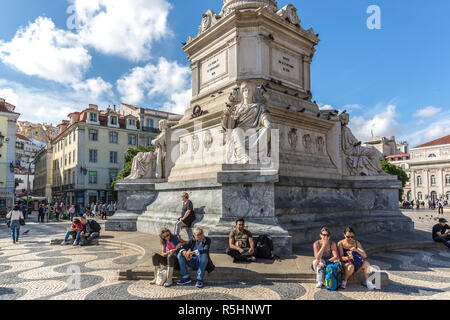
[141, 127, 161, 134]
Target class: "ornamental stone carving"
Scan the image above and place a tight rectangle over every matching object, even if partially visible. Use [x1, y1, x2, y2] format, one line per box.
[204, 130, 214, 151]
[199, 10, 220, 34]
[221, 0, 278, 16]
[192, 134, 200, 154]
[288, 128, 298, 150]
[340, 113, 387, 176]
[221, 81, 272, 163]
[126, 152, 157, 180]
[180, 139, 188, 155]
[317, 136, 325, 153]
[303, 134, 312, 152]
[276, 4, 301, 26]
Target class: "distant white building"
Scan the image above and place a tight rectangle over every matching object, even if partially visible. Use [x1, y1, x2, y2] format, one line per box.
[403, 135, 450, 202]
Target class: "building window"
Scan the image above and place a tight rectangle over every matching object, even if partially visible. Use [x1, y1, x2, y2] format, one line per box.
[110, 151, 118, 164]
[109, 132, 118, 144]
[89, 149, 98, 163]
[90, 113, 98, 122]
[69, 135, 71, 144]
[73, 131, 76, 141]
[128, 134, 137, 146]
[430, 175, 436, 186]
[417, 192, 423, 200]
[128, 119, 136, 127]
[446, 175, 450, 186]
[89, 129, 98, 141]
[72, 171, 76, 185]
[417, 176, 422, 186]
[88, 171, 98, 184]
[110, 116, 118, 125]
[73, 150, 76, 163]
[446, 192, 450, 201]
[146, 119, 154, 128]
[69, 153, 71, 164]
[64, 155, 67, 166]
[109, 170, 118, 184]
[146, 137, 152, 147]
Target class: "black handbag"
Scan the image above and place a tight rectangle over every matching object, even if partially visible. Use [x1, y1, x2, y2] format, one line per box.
[6, 220, 10, 228]
[19, 218, 25, 226]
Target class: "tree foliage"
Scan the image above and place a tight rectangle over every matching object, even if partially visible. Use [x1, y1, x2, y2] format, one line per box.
[111, 145, 155, 191]
[381, 158, 409, 201]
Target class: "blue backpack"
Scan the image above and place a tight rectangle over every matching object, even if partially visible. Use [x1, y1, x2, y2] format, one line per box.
[324, 261, 343, 291]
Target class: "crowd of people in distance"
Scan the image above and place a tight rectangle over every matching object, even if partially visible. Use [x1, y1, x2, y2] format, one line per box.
[35, 201, 117, 222]
[403, 199, 448, 213]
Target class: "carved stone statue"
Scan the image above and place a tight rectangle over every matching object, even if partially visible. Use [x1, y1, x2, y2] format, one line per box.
[126, 151, 157, 180]
[152, 120, 169, 179]
[222, 81, 272, 163]
[276, 4, 301, 25]
[339, 114, 386, 176]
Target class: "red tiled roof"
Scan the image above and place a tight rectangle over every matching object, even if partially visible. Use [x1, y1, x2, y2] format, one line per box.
[414, 135, 450, 148]
[16, 134, 31, 142]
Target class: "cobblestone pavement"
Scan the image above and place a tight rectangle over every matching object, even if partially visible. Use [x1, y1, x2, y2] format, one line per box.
[0, 216, 449, 300]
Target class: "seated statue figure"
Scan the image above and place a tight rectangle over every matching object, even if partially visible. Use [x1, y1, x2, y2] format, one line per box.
[126, 151, 157, 180]
[221, 81, 272, 163]
[339, 113, 386, 176]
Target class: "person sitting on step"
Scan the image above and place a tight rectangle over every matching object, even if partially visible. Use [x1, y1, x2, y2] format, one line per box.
[432, 218, 450, 249]
[150, 228, 185, 287]
[79, 216, 101, 246]
[312, 227, 340, 288]
[227, 218, 256, 262]
[338, 226, 377, 290]
[177, 227, 215, 289]
[61, 217, 84, 246]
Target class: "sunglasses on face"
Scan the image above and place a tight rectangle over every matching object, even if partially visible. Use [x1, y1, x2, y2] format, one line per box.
[321, 233, 329, 237]
[346, 236, 354, 239]
[162, 234, 170, 239]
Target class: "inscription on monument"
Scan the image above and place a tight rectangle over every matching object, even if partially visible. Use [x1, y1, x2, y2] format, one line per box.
[201, 50, 228, 85]
[271, 48, 301, 83]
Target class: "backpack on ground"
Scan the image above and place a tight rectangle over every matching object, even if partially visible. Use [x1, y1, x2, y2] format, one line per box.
[324, 261, 343, 291]
[155, 268, 167, 286]
[255, 234, 276, 259]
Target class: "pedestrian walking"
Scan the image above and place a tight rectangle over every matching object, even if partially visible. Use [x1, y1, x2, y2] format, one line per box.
[7, 206, 24, 244]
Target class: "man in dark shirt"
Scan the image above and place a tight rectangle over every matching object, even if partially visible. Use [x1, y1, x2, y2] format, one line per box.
[79, 216, 101, 246]
[227, 218, 256, 262]
[432, 218, 450, 249]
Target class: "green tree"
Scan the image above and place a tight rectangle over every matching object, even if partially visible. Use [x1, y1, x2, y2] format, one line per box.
[111, 146, 155, 193]
[381, 158, 409, 201]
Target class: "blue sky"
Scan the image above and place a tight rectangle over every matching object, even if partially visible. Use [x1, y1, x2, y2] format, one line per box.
[0, 0, 449, 147]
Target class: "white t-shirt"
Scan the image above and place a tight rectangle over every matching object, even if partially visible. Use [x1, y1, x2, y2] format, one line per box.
[7, 210, 24, 221]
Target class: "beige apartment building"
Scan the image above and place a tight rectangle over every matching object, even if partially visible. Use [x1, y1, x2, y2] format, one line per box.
[45, 104, 174, 206]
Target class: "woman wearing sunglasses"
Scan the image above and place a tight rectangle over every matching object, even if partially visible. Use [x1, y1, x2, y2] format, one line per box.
[312, 227, 340, 288]
[338, 226, 376, 290]
[150, 228, 185, 287]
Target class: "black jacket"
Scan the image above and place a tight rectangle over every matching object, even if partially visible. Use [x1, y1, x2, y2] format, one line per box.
[180, 236, 215, 273]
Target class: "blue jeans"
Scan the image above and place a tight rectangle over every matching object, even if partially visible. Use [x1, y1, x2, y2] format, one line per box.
[70, 214, 74, 221]
[434, 236, 450, 248]
[177, 252, 208, 281]
[80, 232, 99, 243]
[10, 221, 20, 242]
[64, 230, 82, 243]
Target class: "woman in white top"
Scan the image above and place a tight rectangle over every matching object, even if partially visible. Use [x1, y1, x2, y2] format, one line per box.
[6, 205, 24, 244]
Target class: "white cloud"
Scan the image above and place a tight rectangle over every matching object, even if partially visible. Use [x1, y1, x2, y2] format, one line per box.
[0, 88, 19, 105]
[71, 0, 173, 61]
[407, 117, 450, 147]
[0, 79, 112, 124]
[163, 89, 192, 115]
[0, 17, 91, 84]
[319, 104, 334, 111]
[349, 105, 400, 142]
[117, 57, 191, 113]
[413, 105, 442, 118]
[71, 77, 113, 99]
[343, 104, 362, 110]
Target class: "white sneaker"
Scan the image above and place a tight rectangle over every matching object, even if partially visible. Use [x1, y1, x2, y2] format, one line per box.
[316, 281, 323, 288]
[366, 280, 377, 290]
[341, 280, 347, 289]
[60, 241, 67, 246]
